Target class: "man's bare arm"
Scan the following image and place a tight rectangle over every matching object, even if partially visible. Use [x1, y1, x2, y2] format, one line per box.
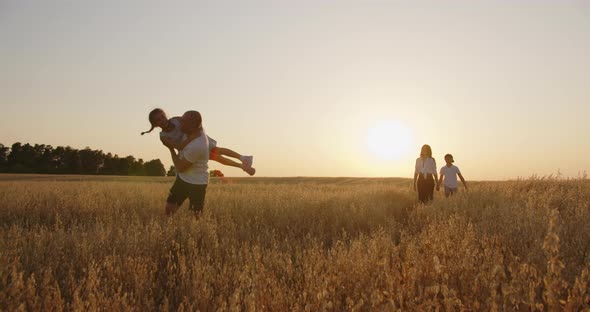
[168, 148, 192, 172]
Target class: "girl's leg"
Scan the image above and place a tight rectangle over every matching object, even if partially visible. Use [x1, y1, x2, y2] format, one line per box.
[216, 147, 242, 159]
[210, 148, 256, 176]
[217, 147, 253, 169]
[214, 155, 243, 169]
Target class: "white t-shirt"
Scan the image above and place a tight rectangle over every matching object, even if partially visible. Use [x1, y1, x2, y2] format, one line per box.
[177, 131, 209, 185]
[160, 118, 185, 144]
[415, 157, 437, 177]
[440, 165, 461, 188]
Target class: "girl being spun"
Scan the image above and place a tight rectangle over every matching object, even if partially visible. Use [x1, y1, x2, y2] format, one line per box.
[142, 108, 256, 176]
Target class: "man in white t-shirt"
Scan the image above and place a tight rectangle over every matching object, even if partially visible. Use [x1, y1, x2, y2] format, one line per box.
[437, 154, 468, 197]
[162, 110, 210, 216]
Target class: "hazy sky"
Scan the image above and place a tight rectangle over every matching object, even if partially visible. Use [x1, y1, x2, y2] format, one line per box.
[1, 0, 589, 179]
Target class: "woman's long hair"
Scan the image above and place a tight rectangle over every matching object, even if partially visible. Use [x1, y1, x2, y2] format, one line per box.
[420, 144, 432, 158]
[141, 108, 165, 135]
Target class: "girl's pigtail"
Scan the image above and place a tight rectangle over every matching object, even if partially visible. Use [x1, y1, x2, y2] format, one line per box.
[141, 125, 155, 135]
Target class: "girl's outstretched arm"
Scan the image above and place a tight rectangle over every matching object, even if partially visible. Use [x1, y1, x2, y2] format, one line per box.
[160, 137, 181, 150]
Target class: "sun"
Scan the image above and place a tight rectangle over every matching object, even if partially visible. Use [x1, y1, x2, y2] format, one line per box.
[366, 121, 413, 160]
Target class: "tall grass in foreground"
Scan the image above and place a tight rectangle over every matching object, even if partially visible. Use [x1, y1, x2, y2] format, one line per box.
[1, 177, 589, 310]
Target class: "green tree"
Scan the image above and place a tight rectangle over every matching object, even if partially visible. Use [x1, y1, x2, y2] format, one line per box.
[2, 141, 167, 177]
[0, 144, 9, 171]
[7, 143, 36, 173]
[166, 166, 176, 177]
[129, 157, 146, 176]
[144, 159, 166, 176]
[79, 147, 104, 174]
[167, 165, 176, 176]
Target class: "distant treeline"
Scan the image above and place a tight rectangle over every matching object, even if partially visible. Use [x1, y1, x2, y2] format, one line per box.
[0, 142, 174, 176]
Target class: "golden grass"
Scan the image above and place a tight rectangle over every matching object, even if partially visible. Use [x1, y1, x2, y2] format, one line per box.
[1, 175, 589, 311]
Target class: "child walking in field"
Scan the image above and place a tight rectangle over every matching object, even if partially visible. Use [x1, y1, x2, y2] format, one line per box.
[437, 154, 467, 197]
[142, 108, 256, 176]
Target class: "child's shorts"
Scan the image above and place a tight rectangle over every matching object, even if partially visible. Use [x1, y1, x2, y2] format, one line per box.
[209, 147, 220, 160]
[445, 186, 458, 196]
[206, 136, 218, 151]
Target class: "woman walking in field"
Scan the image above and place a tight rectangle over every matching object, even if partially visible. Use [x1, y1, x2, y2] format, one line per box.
[413, 144, 439, 204]
[142, 108, 256, 175]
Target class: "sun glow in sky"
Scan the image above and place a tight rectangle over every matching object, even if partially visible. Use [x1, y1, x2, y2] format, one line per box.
[367, 121, 413, 161]
[1, 1, 590, 179]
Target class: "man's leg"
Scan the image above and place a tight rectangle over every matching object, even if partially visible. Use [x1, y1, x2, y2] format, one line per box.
[165, 202, 179, 215]
[188, 184, 208, 215]
[166, 177, 189, 216]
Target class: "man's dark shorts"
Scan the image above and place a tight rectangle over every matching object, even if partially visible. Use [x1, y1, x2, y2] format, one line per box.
[167, 177, 208, 212]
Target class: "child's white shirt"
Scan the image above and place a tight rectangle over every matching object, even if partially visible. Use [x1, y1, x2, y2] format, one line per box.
[440, 165, 461, 188]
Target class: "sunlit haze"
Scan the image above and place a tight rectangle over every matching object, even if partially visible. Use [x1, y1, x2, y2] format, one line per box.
[1, 1, 589, 179]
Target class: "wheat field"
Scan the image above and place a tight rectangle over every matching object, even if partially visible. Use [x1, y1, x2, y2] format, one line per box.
[1, 174, 589, 311]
